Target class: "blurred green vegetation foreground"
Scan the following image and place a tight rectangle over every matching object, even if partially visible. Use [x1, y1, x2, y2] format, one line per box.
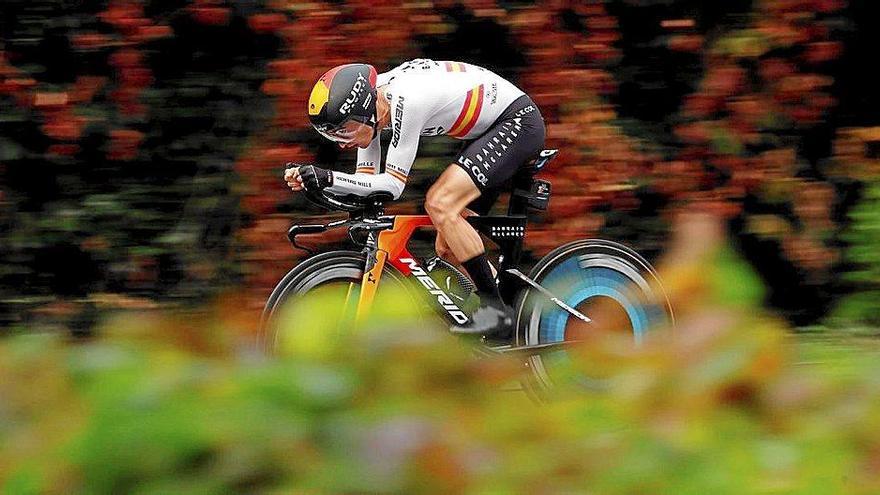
[1, 220, 879, 493]
[3, 286, 880, 494]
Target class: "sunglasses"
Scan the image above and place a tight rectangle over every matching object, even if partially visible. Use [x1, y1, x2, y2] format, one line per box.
[313, 119, 369, 144]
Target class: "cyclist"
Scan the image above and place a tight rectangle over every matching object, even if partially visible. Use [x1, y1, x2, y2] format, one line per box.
[284, 59, 546, 335]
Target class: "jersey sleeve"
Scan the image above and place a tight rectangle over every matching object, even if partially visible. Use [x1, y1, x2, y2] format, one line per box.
[326, 129, 402, 198]
[325, 90, 430, 200]
[354, 134, 380, 174]
[326, 171, 405, 199]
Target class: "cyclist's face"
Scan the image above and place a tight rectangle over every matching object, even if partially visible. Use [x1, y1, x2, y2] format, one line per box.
[332, 120, 373, 149]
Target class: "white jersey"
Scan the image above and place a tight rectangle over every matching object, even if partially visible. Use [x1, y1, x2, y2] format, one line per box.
[326, 59, 526, 199]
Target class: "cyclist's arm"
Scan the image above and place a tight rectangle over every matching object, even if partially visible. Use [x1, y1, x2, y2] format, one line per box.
[326, 94, 424, 200]
[382, 95, 421, 192]
[326, 171, 404, 199]
[354, 134, 380, 174]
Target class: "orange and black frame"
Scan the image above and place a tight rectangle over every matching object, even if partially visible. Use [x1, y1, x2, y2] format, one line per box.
[354, 213, 529, 325]
[352, 167, 549, 325]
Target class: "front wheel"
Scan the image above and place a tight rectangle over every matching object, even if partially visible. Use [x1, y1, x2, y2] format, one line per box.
[514, 239, 674, 398]
[259, 250, 414, 355]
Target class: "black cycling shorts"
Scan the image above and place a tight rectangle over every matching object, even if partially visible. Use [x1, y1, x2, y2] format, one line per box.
[455, 94, 546, 214]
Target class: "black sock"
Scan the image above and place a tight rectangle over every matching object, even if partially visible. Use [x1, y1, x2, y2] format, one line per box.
[461, 253, 501, 300]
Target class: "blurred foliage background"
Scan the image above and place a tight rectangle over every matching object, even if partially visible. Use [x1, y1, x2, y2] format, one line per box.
[4, 1, 880, 492]
[1, 0, 880, 331]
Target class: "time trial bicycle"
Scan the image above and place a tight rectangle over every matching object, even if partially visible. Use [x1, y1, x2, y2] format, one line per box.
[261, 150, 674, 400]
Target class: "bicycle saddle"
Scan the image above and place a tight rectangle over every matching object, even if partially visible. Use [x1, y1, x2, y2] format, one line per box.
[529, 149, 559, 173]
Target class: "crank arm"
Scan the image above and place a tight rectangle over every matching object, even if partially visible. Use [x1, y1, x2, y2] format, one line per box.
[505, 269, 591, 323]
[486, 340, 585, 356]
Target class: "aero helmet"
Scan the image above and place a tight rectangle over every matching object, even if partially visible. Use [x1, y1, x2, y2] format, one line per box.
[308, 63, 378, 142]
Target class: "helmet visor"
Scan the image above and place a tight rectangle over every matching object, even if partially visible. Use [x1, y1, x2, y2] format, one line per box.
[313, 118, 370, 144]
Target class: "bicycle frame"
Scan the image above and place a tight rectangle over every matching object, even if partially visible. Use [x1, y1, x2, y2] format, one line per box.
[356, 213, 529, 324]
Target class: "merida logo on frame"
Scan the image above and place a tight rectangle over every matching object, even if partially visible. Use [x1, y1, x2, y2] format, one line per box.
[399, 257, 469, 324]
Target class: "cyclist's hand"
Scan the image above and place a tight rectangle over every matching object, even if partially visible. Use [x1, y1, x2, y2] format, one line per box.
[283, 163, 304, 192]
[298, 165, 333, 191]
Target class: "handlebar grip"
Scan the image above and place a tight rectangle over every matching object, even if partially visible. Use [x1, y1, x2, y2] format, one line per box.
[303, 188, 359, 212]
[287, 224, 327, 249]
[288, 224, 327, 236]
[303, 188, 392, 212]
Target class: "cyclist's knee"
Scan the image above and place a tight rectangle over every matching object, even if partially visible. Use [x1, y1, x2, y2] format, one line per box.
[425, 189, 459, 227]
[426, 166, 480, 227]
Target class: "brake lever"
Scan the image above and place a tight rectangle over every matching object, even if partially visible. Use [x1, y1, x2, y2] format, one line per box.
[287, 224, 326, 254]
[292, 237, 314, 255]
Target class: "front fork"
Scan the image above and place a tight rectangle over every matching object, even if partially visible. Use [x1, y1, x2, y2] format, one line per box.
[356, 232, 386, 324]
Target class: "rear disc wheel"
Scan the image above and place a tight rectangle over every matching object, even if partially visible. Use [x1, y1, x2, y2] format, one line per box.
[514, 239, 674, 400]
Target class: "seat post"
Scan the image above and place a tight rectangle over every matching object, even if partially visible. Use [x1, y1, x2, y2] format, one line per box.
[498, 149, 557, 303]
[506, 172, 533, 217]
[507, 149, 557, 216]
[498, 171, 532, 305]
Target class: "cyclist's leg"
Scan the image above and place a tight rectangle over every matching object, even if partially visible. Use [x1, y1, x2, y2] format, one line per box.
[434, 232, 453, 262]
[427, 165, 518, 306]
[425, 166, 484, 265]
[426, 169, 507, 336]
[436, 95, 547, 335]
[434, 208, 478, 264]
[430, 95, 544, 298]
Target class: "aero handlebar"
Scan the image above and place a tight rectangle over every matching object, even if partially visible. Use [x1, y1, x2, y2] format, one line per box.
[302, 187, 393, 213]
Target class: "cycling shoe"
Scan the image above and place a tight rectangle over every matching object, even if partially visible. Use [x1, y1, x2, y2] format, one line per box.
[450, 297, 513, 337]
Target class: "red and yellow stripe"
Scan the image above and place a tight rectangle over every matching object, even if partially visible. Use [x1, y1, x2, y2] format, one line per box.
[355, 166, 375, 174]
[444, 61, 467, 72]
[448, 84, 484, 138]
[387, 169, 408, 183]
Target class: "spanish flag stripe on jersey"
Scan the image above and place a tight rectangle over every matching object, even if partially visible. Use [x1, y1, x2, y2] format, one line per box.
[455, 87, 483, 137]
[387, 169, 408, 183]
[448, 84, 484, 137]
[444, 62, 467, 72]
[448, 90, 474, 135]
[355, 167, 374, 174]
